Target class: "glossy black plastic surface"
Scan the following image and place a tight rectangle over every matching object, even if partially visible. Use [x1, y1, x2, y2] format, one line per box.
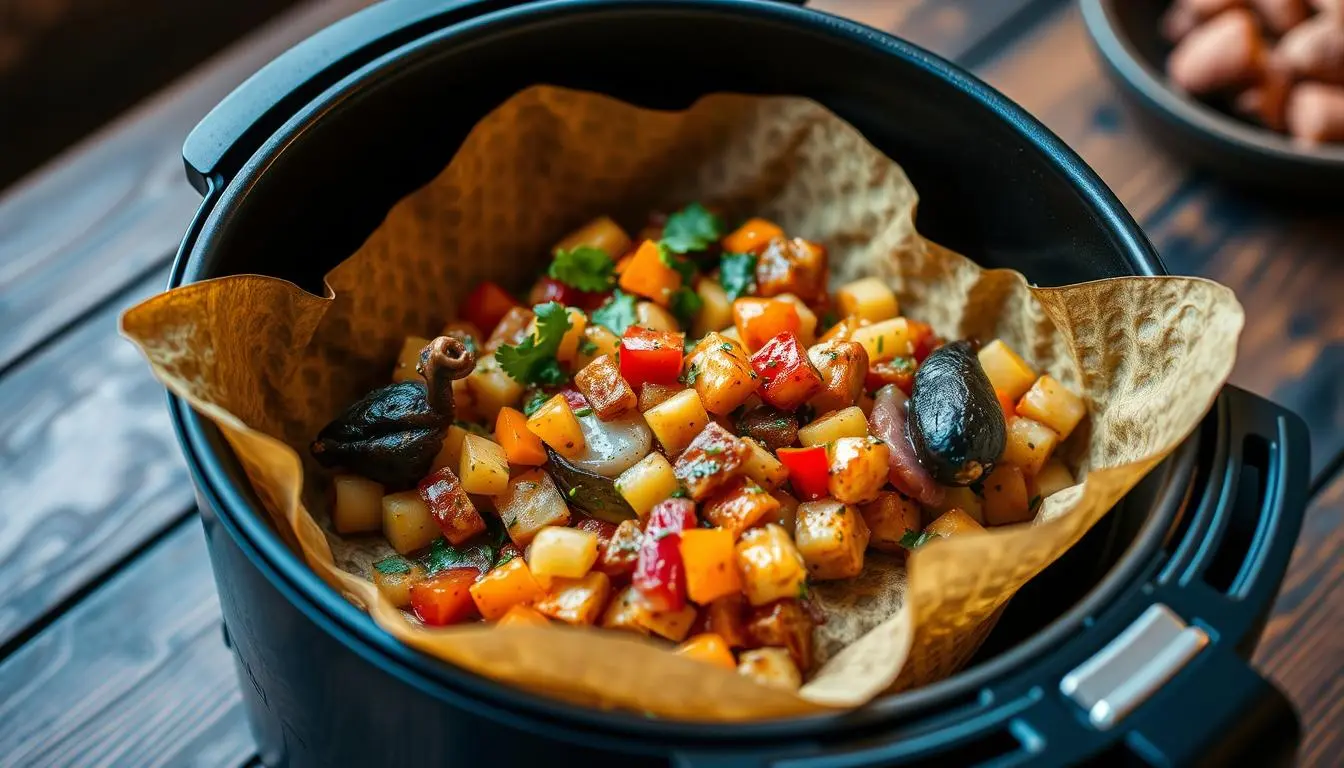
[167, 0, 1307, 764]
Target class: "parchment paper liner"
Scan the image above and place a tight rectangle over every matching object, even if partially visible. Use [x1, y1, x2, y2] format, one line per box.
[122, 86, 1242, 720]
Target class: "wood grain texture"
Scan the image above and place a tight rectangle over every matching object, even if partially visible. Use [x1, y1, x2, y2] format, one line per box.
[0, 521, 251, 768]
[1254, 471, 1344, 768]
[0, 0, 373, 375]
[977, 3, 1344, 484]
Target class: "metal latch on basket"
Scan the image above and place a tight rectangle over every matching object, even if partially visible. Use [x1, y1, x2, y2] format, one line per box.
[1060, 604, 1209, 729]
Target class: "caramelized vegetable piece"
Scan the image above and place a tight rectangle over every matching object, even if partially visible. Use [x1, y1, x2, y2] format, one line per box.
[418, 467, 487, 545]
[494, 406, 547, 466]
[333, 474, 385, 534]
[864, 357, 917, 396]
[526, 394, 587, 459]
[535, 572, 611, 625]
[1033, 459, 1075, 499]
[982, 464, 1032, 526]
[826, 437, 890, 505]
[497, 604, 550, 627]
[465, 352, 525, 421]
[795, 499, 870, 580]
[723, 218, 784, 254]
[740, 437, 789, 490]
[751, 332, 824, 411]
[773, 293, 819, 346]
[685, 333, 757, 416]
[469, 558, 544, 620]
[735, 524, 808, 606]
[776, 445, 829, 501]
[693, 277, 734, 338]
[615, 452, 680, 519]
[680, 528, 745, 605]
[925, 508, 985, 540]
[797, 406, 868, 447]
[602, 586, 652, 634]
[850, 318, 913, 363]
[620, 326, 685, 386]
[574, 324, 620, 371]
[638, 604, 699, 641]
[463, 282, 520, 335]
[977, 340, 1037, 401]
[1016, 375, 1086, 441]
[1001, 416, 1060, 476]
[745, 600, 815, 672]
[835, 277, 899, 322]
[574, 354, 638, 419]
[860, 491, 923, 553]
[700, 595, 750, 648]
[735, 404, 799, 452]
[644, 389, 710, 455]
[674, 633, 738, 669]
[701, 477, 781, 539]
[382, 490, 439, 554]
[771, 489, 801, 534]
[529, 526, 601, 579]
[496, 469, 571, 546]
[485, 306, 536, 353]
[673, 422, 751, 501]
[598, 519, 644, 577]
[754, 237, 828, 304]
[555, 215, 632, 258]
[458, 433, 511, 495]
[733, 298, 802, 353]
[410, 567, 480, 626]
[807, 340, 869, 413]
[619, 239, 683, 306]
[372, 560, 426, 607]
[738, 647, 802, 691]
[638, 382, 684, 412]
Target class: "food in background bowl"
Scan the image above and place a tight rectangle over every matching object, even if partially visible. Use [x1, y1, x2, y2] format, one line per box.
[309, 205, 1085, 691]
[1163, 0, 1344, 143]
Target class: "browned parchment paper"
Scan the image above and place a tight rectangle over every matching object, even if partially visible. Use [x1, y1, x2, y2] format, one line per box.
[121, 86, 1243, 720]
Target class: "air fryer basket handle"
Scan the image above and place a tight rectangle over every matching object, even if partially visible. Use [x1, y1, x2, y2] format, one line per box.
[181, 0, 807, 194]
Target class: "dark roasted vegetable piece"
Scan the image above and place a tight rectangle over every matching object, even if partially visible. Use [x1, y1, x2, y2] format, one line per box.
[869, 385, 944, 508]
[734, 405, 799, 452]
[745, 599, 815, 672]
[907, 340, 1006, 486]
[544, 446, 638, 523]
[311, 336, 475, 489]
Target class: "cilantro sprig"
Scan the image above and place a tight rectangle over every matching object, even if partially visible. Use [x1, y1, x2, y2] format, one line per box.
[718, 252, 756, 301]
[900, 530, 937, 550]
[660, 202, 725, 254]
[591, 289, 638, 335]
[549, 246, 616, 292]
[496, 302, 571, 385]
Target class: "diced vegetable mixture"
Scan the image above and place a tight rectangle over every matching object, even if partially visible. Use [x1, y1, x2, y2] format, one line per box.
[314, 206, 1086, 690]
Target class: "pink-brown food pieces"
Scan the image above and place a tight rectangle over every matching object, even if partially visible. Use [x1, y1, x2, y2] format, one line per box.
[1168, 9, 1268, 95]
[1285, 81, 1344, 141]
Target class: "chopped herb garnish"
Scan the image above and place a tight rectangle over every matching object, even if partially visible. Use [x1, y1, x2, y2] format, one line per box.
[798, 580, 812, 600]
[495, 549, 516, 566]
[670, 487, 690, 499]
[1029, 494, 1043, 513]
[719, 343, 734, 352]
[681, 363, 700, 386]
[668, 286, 703, 328]
[900, 530, 937, 550]
[573, 407, 594, 418]
[660, 202, 724, 254]
[568, 487, 578, 498]
[591, 289, 639, 335]
[523, 389, 550, 416]
[419, 537, 497, 575]
[718, 252, 757, 301]
[549, 245, 616, 291]
[497, 301, 571, 385]
[577, 337, 599, 356]
[374, 556, 412, 575]
[659, 247, 699, 285]
[877, 336, 885, 355]
[704, 446, 724, 456]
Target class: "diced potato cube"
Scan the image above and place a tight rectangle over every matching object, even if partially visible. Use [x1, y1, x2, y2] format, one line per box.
[977, 340, 1036, 401]
[535, 572, 611, 625]
[556, 307, 588, 364]
[735, 524, 808, 606]
[526, 394, 586, 459]
[469, 558, 544, 620]
[926, 508, 985, 540]
[636, 604, 699, 642]
[381, 491, 438, 554]
[638, 382, 684, 413]
[574, 324, 620, 371]
[818, 315, 869, 344]
[431, 424, 470, 473]
[486, 306, 536, 353]
[693, 277, 734, 338]
[496, 469, 571, 546]
[528, 526, 600, 579]
[601, 586, 652, 634]
[795, 499, 869, 580]
[807, 341, 869, 414]
[745, 600, 814, 672]
[754, 237, 828, 305]
[466, 352, 524, 421]
[702, 595, 750, 648]
[615, 452, 680, 519]
[702, 478, 781, 539]
[771, 490, 800, 533]
[1033, 459, 1076, 499]
[835, 277, 899, 322]
[636, 301, 680, 332]
[983, 464, 1032, 526]
[850, 318, 912, 362]
[929, 486, 985, 526]
[644, 388, 710, 455]
[1001, 417, 1060, 476]
[554, 215, 632, 257]
[332, 474, 384, 534]
[372, 559, 426, 607]
[741, 438, 788, 490]
[674, 422, 751, 500]
[738, 648, 802, 691]
[798, 406, 869, 447]
[391, 335, 432, 383]
[826, 437, 889, 505]
[1016, 375, 1086, 440]
[773, 293, 818, 346]
[458, 433, 510, 495]
[861, 491, 922, 552]
[687, 337, 756, 416]
[574, 354, 637, 420]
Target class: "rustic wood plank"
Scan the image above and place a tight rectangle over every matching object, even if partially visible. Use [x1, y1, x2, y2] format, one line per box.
[0, 521, 252, 768]
[1254, 470, 1344, 768]
[0, 0, 373, 375]
[812, 0, 1053, 63]
[976, 3, 1344, 483]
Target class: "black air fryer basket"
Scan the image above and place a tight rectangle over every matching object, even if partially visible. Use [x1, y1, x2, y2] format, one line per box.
[166, 1, 1310, 765]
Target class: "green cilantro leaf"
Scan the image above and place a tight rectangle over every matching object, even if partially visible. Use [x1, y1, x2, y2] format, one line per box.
[659, 247, 699, 286]
[591, 289, 639, 335]
[900, 530, 937, 550]
[660, 202, 724, 253]
[680, 363, 700, 386]
[718, 252, 757, 301]
[418, 537, 497, 575]
[373, 556, 412, 575]
[798, 580, 812, 600]
[549, 246, 616, 292]
[577, 337, 599, 356]
[522, 389, 551, 416]
[496, 302, 571, 385]
[668, 286, 703, 329]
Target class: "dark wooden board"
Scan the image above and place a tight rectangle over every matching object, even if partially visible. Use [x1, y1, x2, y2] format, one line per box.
[0, 521, 252, 768]
[977, 3, 1344, 485]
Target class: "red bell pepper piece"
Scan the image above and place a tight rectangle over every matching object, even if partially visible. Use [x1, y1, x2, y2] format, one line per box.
[575, 516, 618, 562]
[750, 332, 824, 411]
[418, 467, 487, 545]
[777, 445, 830, 501]
[619, 326, 685, 386]
[909, 321, 941, 363]
[462, 281, 519, 335]
[528, 277, 611, 311]
[634, 498, 696, 611]
[410, 567, 481, 626]
[864, 357, 917, 396]
[648, 498, 697, 534]
[559, 388, 589, 411]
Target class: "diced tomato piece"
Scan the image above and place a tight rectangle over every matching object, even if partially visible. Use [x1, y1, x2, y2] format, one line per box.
[410, 567, 480, 626]
[417, 467, 486, 545]
[619, 326, 685, 386]
[733, 298, 801, 352]
[864, 357, 916, 396]
[598, 519, 643, 577]
[575, 516, 619, 563]
[777, 445, 829, 501]
[751, 332, 824, 411]
[559, 388, 589, 411]
[648, 497, 698, 534]
[996, 389, 1017, 419]
[909, 321, 941, 363]
[528, 277, 609, 310]
[462, 281, 519, 335]
[633, 531, 686, 612]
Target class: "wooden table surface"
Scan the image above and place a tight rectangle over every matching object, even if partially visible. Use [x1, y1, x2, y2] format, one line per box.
[0, 1, 1339, 765]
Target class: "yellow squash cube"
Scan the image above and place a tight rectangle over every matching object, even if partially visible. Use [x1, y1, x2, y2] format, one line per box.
[926, 508, 985, 540]
[458, 433, 510, 495]
[860, 491, 922, 553]
[850, 318, 912, 362]
[528, 526, 600, 579]
[797, 406, 869, 447]
[615, 452, 680, 519]
[601, 586, 651, 635]
[1001, 416, 1060, 476]
[738, 648, 802, 691]
[430, 424, 470, 473]
[535, 572, 611, 626]
[574, 324, 620, 371]
[554, 215, 632, 257]
[1016, 375, 1086, 440]
[741, 438, 789, 490]
[556, 307, 588, 364]
[644, 388, 710, 455]
[982, 464, 1032, 526]
[465, 352, 524, 421]
[795, 499, 870, 580]
[371, 559, 426, 607]
[381, 491, 438, 554]
[835, 277, 899, 322]
[693, 277, 734, 338]
[636, 301, 680, 332]
[525, 394, 587, 459]
[1033, 459, 1076, 499]
[735, 524, 808, 606]
[977, 340, 1036, 401]
[636, 604, 699, 642]
[826, 437, 889, 505]
[687, 336, 756, 416]
[332, 474, 385, 534]
[931, 486, 986, 526]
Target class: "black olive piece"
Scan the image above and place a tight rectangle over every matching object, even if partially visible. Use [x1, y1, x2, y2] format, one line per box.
[906, 340, 1006, 486]
[734, 404, 800, 452]
[311, 336, 475, 490]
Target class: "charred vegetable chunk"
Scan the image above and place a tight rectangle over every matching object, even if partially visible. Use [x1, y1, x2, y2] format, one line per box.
[417, 467, 486, 545]
[544, 447, 639, 523]
[312, 336, 475, 489]
[745, 599, 815, 672]
[673, 422, 751, 501]
[807, 340, 869, 413]
[735, 405, 800, 452]
[907, 341, 1006, 486]
[754, 237, 828, 305]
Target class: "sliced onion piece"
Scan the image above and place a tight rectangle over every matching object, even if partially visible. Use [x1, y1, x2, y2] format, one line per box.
[868, 384, 944, 508]
[569, 411, 653, 478]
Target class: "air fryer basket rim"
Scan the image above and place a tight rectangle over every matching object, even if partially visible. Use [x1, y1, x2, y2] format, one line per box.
[168, 0, 1185, 743]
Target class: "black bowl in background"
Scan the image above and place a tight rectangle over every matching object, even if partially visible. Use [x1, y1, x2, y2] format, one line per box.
[1081, 0, 1344, 196]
